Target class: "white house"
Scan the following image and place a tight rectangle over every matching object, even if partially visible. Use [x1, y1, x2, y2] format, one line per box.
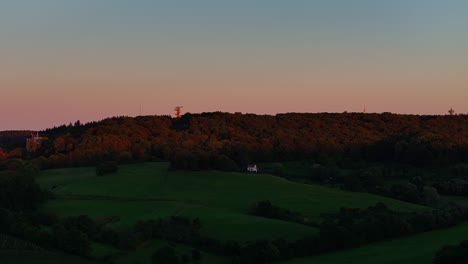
[26, 132, 47, 152]
[247, 164, 258, 173]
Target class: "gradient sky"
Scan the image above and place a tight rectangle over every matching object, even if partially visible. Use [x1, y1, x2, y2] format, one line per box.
[1, 0, 467, 130]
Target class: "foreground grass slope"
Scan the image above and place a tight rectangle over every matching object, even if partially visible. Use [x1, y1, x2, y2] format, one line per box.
[0, 250, 97, 264]
[114, 239, 229, 264]
[282, 221, 468, 264]
[38, 162, 425, 242]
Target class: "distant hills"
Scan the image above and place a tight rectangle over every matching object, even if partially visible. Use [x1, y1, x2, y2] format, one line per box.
[0, 130, 35, 150]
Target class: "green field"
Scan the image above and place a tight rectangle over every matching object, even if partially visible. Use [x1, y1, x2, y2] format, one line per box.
[281, 221, 468, 264]
[35, 162, 431, 263]
[38, 163, 425, 241]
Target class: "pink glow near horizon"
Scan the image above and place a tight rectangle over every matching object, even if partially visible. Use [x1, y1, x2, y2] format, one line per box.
[1, 1, 467, 130]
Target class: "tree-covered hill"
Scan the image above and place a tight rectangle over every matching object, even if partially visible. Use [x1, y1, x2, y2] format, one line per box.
[1, 112, 467, 169]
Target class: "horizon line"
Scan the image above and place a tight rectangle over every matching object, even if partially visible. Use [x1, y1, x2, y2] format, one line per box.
[2, 110, 465, 132]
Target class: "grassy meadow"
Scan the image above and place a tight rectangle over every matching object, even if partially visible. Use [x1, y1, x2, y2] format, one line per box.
[37, 163, 426, 239]
[34, 162, 431, 263]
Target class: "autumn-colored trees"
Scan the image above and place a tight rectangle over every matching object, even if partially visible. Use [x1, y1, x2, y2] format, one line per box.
[0, 113, 467, 170]
[0, 148, 7, 160]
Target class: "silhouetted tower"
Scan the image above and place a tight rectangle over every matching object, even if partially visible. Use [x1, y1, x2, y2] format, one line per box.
[363, 105, 366, 114]
[174, 106, 183, 118]
[448, 108, 455, 116]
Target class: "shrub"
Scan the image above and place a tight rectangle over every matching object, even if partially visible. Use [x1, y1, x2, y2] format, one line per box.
[0, 170, 45, 211]
[434, 241, 468, 264]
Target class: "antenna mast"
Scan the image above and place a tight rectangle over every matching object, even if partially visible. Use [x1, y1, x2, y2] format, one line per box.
[448, 108, 455, 116]
[174, 106, 183, 118]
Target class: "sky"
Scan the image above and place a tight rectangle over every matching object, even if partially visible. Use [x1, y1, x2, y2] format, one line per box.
[1, 0, 467, 130]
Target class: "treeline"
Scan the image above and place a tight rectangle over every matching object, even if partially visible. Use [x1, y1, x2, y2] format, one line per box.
[250, 200, 318, 227]
[317, 203, 467, 248]
[338, 165, 468, 204]
[240, 201, 468, 263]
[0, 209, 121, 257]
[3, 199, 468, 263]
[0, 112, 467, 170]
[344, 172, 441, 206]
[98, 202, 468, 264]
[0, 161, 45, 211]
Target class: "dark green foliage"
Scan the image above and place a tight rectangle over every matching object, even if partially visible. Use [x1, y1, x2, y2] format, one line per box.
[342, 167, 385, 192]
[116, 230, 141, 249]
[0, 233, 42, 250]
[52, 224, 91, 256]
[410, 176, 424, 191]
[359, 167, 385, 191]
[422, 186, 440, 205]
[240, 202, 468, 263]
[317, 202, 468, 250]
[450, 164, 468, 177]
[250, 200, 314, 226]
[391, 183, 422, 204]
[0, 170, 44, 211]
[181, 253, 190, 263]
[96, 161, 118, 176]
[213, 155, 239, 171]
[0, 211, 93, 257]
[169, 151, 239, 171]
[222, 240, 241, 256]
[63, 215, 97, 235]
[310, 164, 340, 184]
[134, 216, 202, 243]
[341, 166, 442, 206]
[191, 249, 202, 261]
[434, 241, 468, 264]
[0, 209, 116, 257]
[239, 240, 281, 264]
[270, 163, 286, 176]
[434, 179, 468, 196]
[53, 214, 128, 251]
[152, 245, 179, 264]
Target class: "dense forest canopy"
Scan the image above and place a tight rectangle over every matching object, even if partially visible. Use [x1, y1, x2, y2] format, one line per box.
[0, 112, 467, 170]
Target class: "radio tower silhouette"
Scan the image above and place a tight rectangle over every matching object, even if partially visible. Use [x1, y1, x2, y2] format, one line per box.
[174, 106, 183, 118]
[448, 108, 455, 116]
